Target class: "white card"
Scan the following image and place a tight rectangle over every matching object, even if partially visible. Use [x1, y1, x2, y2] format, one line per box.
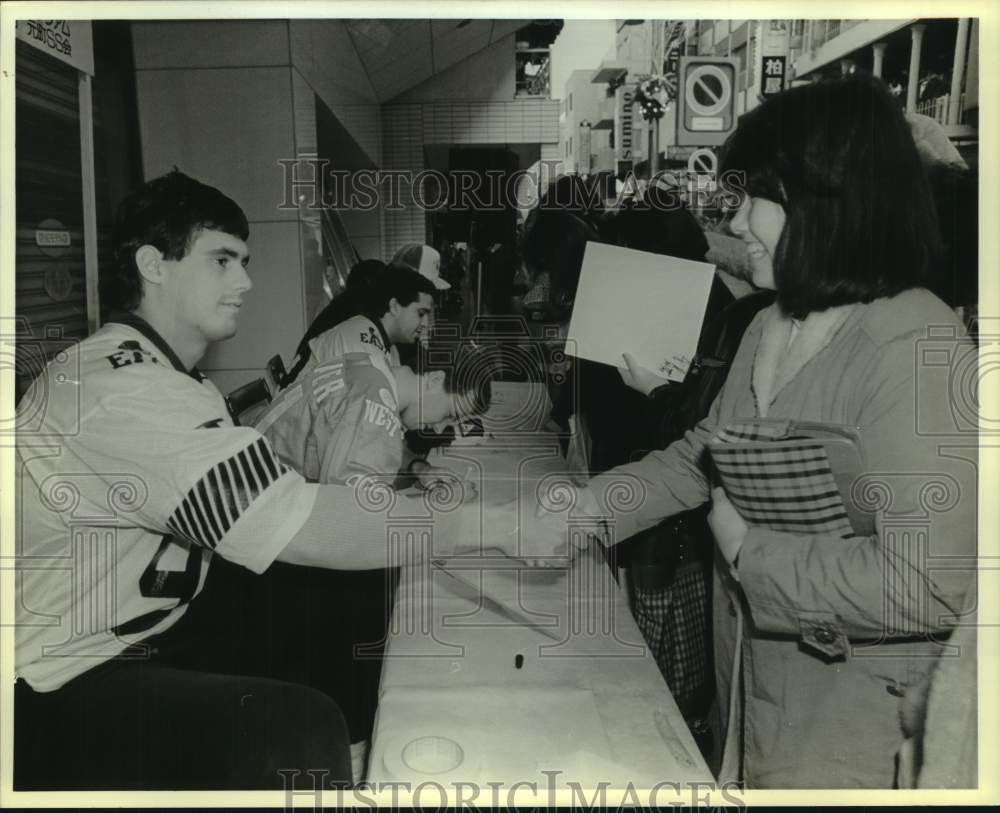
[565, 241, 716, 382]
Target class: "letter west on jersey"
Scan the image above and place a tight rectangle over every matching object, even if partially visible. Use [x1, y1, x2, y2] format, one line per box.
[363, 398, 403, 439]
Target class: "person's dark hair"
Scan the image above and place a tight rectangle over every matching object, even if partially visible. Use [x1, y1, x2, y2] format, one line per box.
[602, 199, 709, 262]
[416, 343, 493, 418]
[924, 162, 977, 309]
[346, 258, 387, 291]
[521, 207, 603, 315]
[720, 74, 942, 318]
[371, 264, 437, 316]
[111, 170, 249, 311]
[539, 174, 608, 218]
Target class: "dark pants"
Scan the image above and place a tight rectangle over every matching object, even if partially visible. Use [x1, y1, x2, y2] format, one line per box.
[261, 561, 400, 743]
[14, 556, 359, 791]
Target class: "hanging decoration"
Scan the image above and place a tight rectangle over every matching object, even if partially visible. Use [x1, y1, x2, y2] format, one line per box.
[633, 75, 670, 121]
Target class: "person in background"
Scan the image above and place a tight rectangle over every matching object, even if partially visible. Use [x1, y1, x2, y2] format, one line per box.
[519, 180, 773, 759]
[390, 243, 450, 293]
[390, 243, 451, 368]
[255, 345, 490, 782]
[905, 111, 978, 329]
[600, 198, 775, 764]
[896, 584, 977, 789]
[285, 264, 436, 386]
[532, 75, 976, 788]
[283, 258, 387, 386]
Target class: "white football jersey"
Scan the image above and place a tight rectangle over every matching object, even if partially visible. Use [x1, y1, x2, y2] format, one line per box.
[15, 316, 318, 692]
[302, 314, 400, 373]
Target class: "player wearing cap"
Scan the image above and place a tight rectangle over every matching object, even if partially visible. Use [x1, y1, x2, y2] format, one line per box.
[390, 243, 450, 292]
[12, 171, 521, 791]
[290, 264, 436, 384]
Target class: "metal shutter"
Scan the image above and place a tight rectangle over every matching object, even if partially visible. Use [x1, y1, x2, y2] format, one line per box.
[14, 39, 88, 401]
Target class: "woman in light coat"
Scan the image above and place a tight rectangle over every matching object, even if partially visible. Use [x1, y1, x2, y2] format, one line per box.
[552, 75, 977, 788]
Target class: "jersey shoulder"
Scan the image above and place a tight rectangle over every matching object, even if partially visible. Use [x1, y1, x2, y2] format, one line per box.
[75, 324, 229, 426]
[308, 352, 395, 409]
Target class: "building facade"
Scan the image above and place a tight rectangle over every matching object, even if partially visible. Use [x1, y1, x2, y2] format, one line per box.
[557, 17, 978, 179]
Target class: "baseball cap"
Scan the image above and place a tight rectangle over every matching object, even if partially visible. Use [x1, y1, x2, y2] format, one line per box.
[391, 243, 451, 290]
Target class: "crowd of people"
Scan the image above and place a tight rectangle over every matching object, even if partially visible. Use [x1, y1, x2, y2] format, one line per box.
[14, 73, 978, 791]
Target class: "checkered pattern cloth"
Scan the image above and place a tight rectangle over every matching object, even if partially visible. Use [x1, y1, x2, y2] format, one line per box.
[708, 420, 857, 539]
[632, 562, 709, 718]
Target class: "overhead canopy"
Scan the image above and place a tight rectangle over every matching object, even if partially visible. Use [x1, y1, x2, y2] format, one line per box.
[344, 19, 536, 101]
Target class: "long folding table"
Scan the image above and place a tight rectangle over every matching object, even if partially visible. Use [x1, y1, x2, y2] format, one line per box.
[366, 382, 713, 791]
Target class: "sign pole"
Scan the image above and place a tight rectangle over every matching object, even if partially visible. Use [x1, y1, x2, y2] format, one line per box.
[650, 122, 659, 175]
[79, 71, 100, 334]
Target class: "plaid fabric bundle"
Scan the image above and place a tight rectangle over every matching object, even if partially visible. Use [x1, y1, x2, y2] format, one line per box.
[632, 562, 709, 718]
[708, 419, 865, 539]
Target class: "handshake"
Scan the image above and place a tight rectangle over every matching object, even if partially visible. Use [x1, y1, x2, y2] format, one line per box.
[445, 480, 612, 567]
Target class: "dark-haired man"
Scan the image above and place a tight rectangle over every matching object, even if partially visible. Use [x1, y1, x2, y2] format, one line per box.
[13, 171, 536, 791]
[289, 264, 436, 385]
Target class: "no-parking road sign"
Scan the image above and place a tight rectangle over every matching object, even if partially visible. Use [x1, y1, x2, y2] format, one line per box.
[676, 56, 738, 146]
[687, 147, 718, 177]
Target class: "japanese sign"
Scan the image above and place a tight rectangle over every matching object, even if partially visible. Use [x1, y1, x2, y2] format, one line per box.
[761, 55, 787, 97]
[15, 20, 94, 75]
[615, 83, 637, 163]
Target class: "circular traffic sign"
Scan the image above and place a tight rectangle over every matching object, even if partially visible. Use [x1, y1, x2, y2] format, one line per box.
[685, 64, 732, 117]
[687, 148, 717, 176]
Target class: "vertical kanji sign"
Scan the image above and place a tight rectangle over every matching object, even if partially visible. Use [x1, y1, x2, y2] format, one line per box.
[761, 55, 787, 98]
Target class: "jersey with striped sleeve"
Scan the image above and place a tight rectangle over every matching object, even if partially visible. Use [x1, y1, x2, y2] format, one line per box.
[15, 316, 319, 692]
[255, 352, 405, 487]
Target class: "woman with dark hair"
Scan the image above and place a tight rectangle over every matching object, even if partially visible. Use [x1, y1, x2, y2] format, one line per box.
[543, 75, 976, 788]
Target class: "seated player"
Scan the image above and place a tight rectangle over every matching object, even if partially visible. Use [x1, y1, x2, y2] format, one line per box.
[13, 170, 525, 791]
[256, 346, 490, 491]
[289, 264, 436, 384]
[282, 258, 387, 387]
[390, 243, 449, 292]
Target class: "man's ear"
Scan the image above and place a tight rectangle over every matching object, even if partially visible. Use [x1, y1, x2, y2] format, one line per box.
[387, 297, 401, 316]
[135, 245, 165, 287]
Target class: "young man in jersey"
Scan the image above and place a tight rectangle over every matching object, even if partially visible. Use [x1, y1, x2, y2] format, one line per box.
[254, 347, 489, 779]
[13, 170, 544, 791]
[258, 349, 489, 489]
[287, 264, 436, 385]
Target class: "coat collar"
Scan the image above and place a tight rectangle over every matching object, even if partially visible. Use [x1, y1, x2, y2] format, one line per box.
[751, 302, 857, 417]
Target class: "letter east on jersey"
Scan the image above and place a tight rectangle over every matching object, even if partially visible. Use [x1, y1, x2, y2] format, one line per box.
[105, 340, 160, 369]
[358, 327, 386, 353]
[363, 397, 403, 439]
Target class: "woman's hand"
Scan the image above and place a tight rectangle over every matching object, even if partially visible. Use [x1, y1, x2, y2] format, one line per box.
[619, 353, 671, 396]
[517, 484, 604, 568]
[708, 487, 749, 570]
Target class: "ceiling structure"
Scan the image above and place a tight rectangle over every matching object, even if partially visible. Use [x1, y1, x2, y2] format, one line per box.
[343, 19, 531, 101]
